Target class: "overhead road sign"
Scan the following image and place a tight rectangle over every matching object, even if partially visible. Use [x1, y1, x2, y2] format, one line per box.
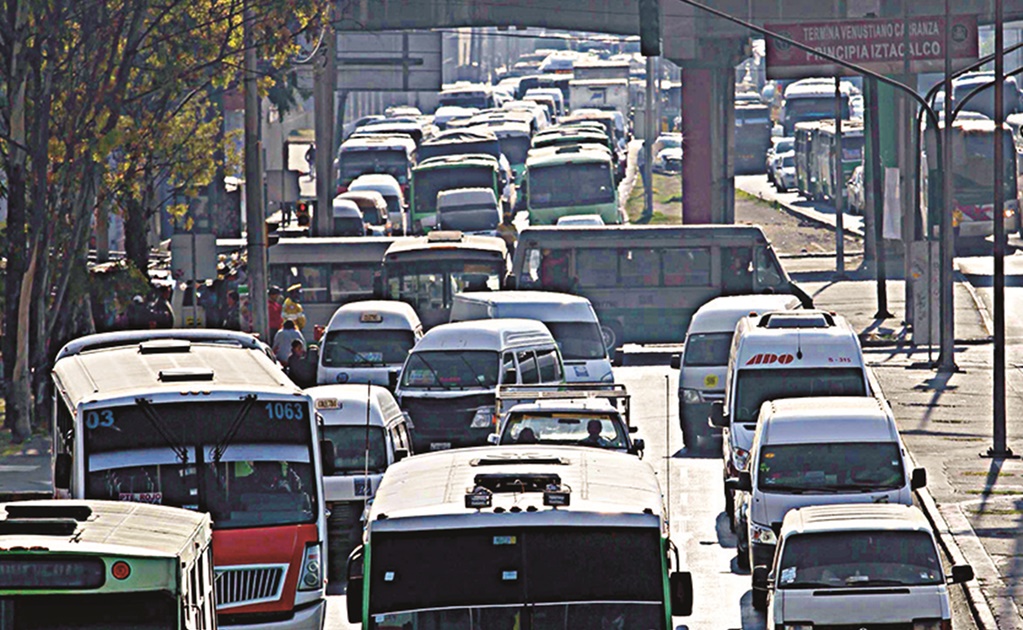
[336, 30, 441, 92]
[765, 15, 978, 79]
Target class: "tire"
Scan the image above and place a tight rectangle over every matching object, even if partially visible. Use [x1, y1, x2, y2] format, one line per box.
[736, 521, 750, 570]
[327, 502, 363, 585]
[600, 322, 623, 354]
[751, 586, 768, 611]
[724, 485, 735, 529]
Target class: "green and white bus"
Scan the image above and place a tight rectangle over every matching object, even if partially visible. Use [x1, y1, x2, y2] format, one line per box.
[410, 154, 501, 234]
[524, 144, 620, 225]
[511, 225, 811, 349]
[345, 445, 694, 629]
[0, 499, 216, 630]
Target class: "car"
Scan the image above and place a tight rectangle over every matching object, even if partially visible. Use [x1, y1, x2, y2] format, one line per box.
[555, 214, 605, 227]
[656, 146, 683, 173]
[774, 151, 796, 192]
[847, 164, 865, 214]
[765, 136, 794, 181]
[652, 133, 682, 157]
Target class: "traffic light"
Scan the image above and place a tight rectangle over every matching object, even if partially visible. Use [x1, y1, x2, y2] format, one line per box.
[640, 0, 661, 57]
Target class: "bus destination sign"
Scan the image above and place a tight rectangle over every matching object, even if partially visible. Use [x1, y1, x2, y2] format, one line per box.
[0, 557, 106, 589]
[766, 15, 978, 79]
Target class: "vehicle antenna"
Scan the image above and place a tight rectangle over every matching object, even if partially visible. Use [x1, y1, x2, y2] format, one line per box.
[665, 374, 672, 519]
[364, 382, 372, 508]
[796, 329, 804, 360]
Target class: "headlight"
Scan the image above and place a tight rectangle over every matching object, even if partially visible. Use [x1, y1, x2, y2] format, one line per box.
[298, 542, 323, 591]
[681, 389, 704, 404]
[913, 619, 951, 630]
[749, 521, 777, 545]
[600, 371, 615, 383]
[470, 406, 498, 429]
[1006, 208, 1016, 218]
[734, 447, 751, 471]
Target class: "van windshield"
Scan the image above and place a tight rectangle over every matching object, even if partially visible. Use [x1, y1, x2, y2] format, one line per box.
[321, 330, 416, 367]
[758, 442, 904, 492]
[320, 426, 388, 473]
[683, 333, 733, 367]
[401, 350, 500, 389]
[733, 367, 866, 423]
[777, 531, 943, 589]
[544, 321, 606, 360]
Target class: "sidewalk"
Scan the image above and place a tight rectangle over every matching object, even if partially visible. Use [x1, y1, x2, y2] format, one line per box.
[0, 432, 53, 502]
[798, 255, 1023, 630]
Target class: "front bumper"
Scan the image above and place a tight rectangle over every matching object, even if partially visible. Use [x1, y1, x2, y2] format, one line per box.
[218, 598, 325, 630]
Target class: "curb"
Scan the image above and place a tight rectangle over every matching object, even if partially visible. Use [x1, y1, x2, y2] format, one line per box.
[738, 183, 865, 238]
[955, 265, 996, 339]
[867, 367, 1000, 630]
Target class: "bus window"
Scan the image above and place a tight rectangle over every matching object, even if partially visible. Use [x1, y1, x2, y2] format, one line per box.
[722, 246, 754, 294]
[620, 248, 659, 286]
[663, 248, 712, 286]
[272, 265, 331, 303]
[576, 248, 618, 287]
[539, 248, 574, 292]
[330, 265, 376, 301]
[518, 350, 539, 384]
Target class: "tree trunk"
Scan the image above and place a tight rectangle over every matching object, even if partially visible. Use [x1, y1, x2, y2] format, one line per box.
[124, 196, 149, 272]
[10, 244, 37, 443]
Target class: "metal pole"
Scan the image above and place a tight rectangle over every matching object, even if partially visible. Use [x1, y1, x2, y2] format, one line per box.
[937, 0, 957, 371]
[643, 55, 656, 222]
[834, 76, 846, 277]
[988, 0, 1014, 458]
[314, 25, 336, 237]
[243, 3, 269, 341]
[868, 78, 892, 318]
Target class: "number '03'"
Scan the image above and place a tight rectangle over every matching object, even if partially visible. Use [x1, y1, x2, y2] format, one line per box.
[85, 410, 115, 429]
[265, 402, 304, 420]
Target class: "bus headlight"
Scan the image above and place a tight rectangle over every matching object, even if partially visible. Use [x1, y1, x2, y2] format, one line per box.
[299, 542, 323, 591]
[681, 389, 704, 404]
[471, 406, 498, 429]
[1005, 208, 1016, 219]
[734, 447, 751, 472]
[750, 521, 777, 545]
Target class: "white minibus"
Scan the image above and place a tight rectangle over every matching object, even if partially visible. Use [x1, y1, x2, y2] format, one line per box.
[317, 301, 423, 388]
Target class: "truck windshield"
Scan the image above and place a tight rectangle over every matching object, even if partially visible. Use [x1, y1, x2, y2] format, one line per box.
[544, 321, 606, 360]
[683, 333, 733, 367]
[529, 163, 614, 208]
[321, 329, 416, 367]
[401, 350, 500, 389]
[758, 442, 904, 492]
[777, 531, 943, 589]
[0, 592, 176, 630]
[320, 426, 388, 474]
[733, 367, 866, 423]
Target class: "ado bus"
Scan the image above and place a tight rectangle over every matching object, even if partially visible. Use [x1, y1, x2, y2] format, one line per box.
[51, 330, 333, 629]
[345, 446, 694, 629]
[0, 499, 216, 630]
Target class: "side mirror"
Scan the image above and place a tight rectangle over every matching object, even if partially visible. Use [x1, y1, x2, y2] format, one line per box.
[737, 470, 752, 492]
[504, 275, 517, 290]
[632, 438, 645, 455]
[669, 571, 694, 616]
[487, 433, 500, 445]
[911, 467, 927, 490]
[346, 547, 365, 624]
[670, 354, 681, 370]
[54, 453, 72, 489]
[950, 564, 974, 584]
[709, 401, 727, 428]
[753, 565, 771, 589]
[393, 448, 409, 463]
[320, 439, 337, 476]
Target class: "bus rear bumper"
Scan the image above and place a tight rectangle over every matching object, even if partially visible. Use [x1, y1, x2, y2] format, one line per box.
[219, 599, 326, 630]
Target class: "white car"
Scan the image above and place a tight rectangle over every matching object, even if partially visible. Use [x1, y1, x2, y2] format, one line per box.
[774, 151, 796, 192]
[556, 214, 605, 227]
[656, 147, 683, 173]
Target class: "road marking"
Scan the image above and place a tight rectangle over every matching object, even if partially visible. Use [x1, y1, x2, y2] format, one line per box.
[0, 465, 39, 472]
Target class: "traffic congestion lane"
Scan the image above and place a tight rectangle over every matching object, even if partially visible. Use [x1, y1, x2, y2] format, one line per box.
[323, 365, 765, 630]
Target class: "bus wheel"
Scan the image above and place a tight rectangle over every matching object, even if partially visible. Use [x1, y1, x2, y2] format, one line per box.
[600, 322, 623, 353]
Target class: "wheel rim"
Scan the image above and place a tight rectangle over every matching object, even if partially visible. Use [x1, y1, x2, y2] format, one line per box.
[600, 325, 618, 352]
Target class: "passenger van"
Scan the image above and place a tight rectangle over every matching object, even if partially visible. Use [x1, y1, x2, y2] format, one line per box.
[672, 294, 800, 451]
[450, 290, 613, 383]
[337, 190, 390, 235]
[766, 505, 973, 630]
[330, 198, 367, 237]
[395, 319, 565, 452]
[711, 310, 870, 528]
[306, 384, 413, 583]
[317, 300, 423, 388]
[732, 397, 926, 610]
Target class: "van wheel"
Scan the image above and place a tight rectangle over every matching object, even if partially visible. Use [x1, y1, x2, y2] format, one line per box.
[600, 322, 623, 353]
[751, 587, 768, 611]
[724, 486, 735, 530]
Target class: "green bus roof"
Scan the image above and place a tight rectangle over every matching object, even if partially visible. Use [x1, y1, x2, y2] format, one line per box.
[526, 144, 613, 168]
[414, 153, 499, 171]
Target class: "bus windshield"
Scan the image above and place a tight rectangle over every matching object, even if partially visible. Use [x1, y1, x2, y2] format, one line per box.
[340, 150, 409, 184]
[733, 367, 866, 423]
[320, 426, 388, 474]
[529, 163, 614, 208]
[0, 592, 176, 630]
[953, 131, 1016, 204]
[367, 528, 664, 629]
[758, 442, 904, 492]
[401, 350, 499, 389]
[321, 329, 416, 367]
[786, 97, 850, 123]
[414, 167, 496, 216]
[544, 321, 606, 360]
[387, 259, 504, 318]
[83, 400, 317, 529]
[777, 531, 943, 589]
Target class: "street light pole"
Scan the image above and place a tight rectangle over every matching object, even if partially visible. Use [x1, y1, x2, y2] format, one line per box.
[834, 76, 845, 277]
[937, 0, 957, 372]
[243, 2, 269, 341]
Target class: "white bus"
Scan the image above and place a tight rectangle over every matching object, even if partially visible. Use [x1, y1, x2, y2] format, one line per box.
[346, 445, 694, 629]
[51, 330, 333, 629]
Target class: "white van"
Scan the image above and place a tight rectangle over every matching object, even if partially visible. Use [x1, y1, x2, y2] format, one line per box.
[317, 301, 423, 388]
[672, 294, 800, 451]
[395, 318, 565, 452]
[765, 504, 973, 630]
[710, 310, 870, 528]
[450, 291, 613, 383]
[306, 384, 413, 581]
[330, 198, 366, 237]
[732, 396, 926, 610]
[433, 187, 500, 235]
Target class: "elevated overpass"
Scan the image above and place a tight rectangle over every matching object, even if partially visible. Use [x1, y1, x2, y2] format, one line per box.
[335, 0, 1019, 224]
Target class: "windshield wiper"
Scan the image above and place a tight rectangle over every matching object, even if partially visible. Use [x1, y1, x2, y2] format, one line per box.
[760, 484, 812, 494]
[411, 354, 450, 390]
[784, 581, 838, 589]
[825, 483, 894, 492]
[135, 398, 189, 464]
[844, 577, 907, 587]
[210, 394, 258, 463]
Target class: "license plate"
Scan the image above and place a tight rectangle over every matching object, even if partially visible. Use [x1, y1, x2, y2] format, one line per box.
[430, 442, 452, 451]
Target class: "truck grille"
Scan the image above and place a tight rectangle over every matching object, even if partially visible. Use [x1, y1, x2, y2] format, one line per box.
[215, 564, 288, 609]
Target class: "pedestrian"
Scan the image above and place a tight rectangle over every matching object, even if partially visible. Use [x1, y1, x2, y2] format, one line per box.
[272, 319, 304, 365]
[149, 284, 175, 329]
[282, 284, 307, 331]
[222, 290, 241, 330]
[268, 286, 283, 340]
[287, 339, 317, 388]
[126, 295, 149, 329]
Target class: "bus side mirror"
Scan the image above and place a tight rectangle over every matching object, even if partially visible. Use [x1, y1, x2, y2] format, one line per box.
[753, 565, 771, 589]
[950, 564, 974, 584]
[54, 453, 72, 489]
[911, 467, 927, 490]
[669, 571, 694, 616]
[631, 438, 645, 457]
[346, 547, 364, 624]
[503, 274, 516, 290]
[669, 354, 681, 370]
[709, 401, 727, 428]
[320, 440, 337, 476]
[726, 471, 752, 493]
[393, 448, 409, 463]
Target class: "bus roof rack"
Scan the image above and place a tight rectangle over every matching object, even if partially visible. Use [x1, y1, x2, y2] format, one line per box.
[5, 504, 92, 521]
[758, 311, 834, 329]
[158, 368, 215, 382]
[426, 230, 465, 243]
[0, 518, 80, 536]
